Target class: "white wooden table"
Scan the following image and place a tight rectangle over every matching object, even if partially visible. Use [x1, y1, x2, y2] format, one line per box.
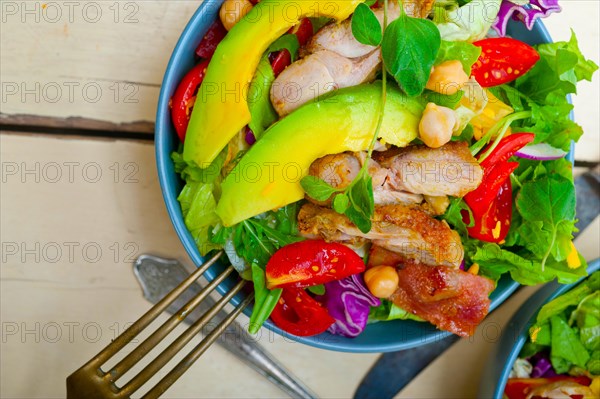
[1, 1, 599, 398]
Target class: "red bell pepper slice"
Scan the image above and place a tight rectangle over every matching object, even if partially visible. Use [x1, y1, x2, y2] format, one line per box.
[270, 288, 335, 336]
[195, 20, 228, 60]
[265, 240, 366, 289]
[504, 376, 592, 399]
[170, 60, 210, 142]
[471, 38, 540, 87]
[463, 133, 534, 243]
[289, 18, 313, 46]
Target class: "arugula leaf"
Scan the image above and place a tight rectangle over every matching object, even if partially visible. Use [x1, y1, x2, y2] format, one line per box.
[300, 175, 338, 201]
[249, 263, 282, 334]
[435, 40, 481, 75]
[172, 147, 226, 183]
[382, 12, 441, 96]
[351, 3, 382, 46]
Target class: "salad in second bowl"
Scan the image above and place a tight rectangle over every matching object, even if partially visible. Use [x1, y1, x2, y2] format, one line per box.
[170, 0, 598, 339]
[505, 271, 599, 399]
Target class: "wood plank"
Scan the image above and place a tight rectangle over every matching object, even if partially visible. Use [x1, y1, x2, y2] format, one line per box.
[1, 0, 599, 163]
[0, 132, 379, 398]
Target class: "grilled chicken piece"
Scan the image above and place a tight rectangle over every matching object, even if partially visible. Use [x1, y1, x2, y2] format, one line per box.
[374, 141, 483, 198]
[307, 152, 423, 206]
[270, 49, 381, 116]
[298, 203, 464, 268]
[305, 0, 434, 58]
[388, 260, 494, 337]
[423, 195, 450, 215]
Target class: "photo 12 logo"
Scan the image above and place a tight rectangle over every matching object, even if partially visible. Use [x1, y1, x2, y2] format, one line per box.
[1, 1, 140, 24]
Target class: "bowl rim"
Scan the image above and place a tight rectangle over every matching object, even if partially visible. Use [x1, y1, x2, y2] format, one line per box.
[479, 259, 600, 398]
[155, 1, 570, 353]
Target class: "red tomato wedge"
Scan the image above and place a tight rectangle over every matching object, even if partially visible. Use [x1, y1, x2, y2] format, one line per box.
[170, 60, 210, 142]
[471, 38, 540, 87]
[265, 240, 365, 289]
[270, 288, 335, 336]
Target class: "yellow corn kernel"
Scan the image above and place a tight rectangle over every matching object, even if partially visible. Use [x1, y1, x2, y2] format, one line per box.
[566, 241, 581, 269]
[530, 326, 541, 343]
[467, 263, 479, 275]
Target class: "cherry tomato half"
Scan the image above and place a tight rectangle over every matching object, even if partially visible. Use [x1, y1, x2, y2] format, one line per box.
[170, 60, 210, 142]
[266, 240, 366, 289]
[471, 38, 540, 87]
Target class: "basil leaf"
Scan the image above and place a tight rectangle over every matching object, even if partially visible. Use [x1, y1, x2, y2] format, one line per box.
[351, 3, 382, 46]
[344, 174, 374, 233]
[333, 193, 350, 213]
[300, 175, 338, 201]
[382, 14, 441, 96]
[266, 33, 300, 62]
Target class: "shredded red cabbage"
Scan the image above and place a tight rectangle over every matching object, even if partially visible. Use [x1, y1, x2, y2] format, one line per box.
[493, 0, 561, 37]
[317, 274, 381, 338]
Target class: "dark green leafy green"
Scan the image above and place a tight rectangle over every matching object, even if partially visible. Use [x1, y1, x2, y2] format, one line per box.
[549, 315, 590, 373]
[351, 3, 382, 46]
[332, 193, 350, 213]
[381, 12, 441, 96]
[516, 175, 575, 270]
[248, 57, 278, 138]
[344, 173, 374, 233]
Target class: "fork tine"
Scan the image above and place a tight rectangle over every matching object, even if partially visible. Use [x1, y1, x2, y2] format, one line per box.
[88, 251, 223, 367]
[141, 293, 255, 399]
[118, 279, 250, 397]
[106, 264, 236, 381]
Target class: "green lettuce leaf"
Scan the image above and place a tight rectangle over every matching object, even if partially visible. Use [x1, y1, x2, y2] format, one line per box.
[435, 40, 482, 74]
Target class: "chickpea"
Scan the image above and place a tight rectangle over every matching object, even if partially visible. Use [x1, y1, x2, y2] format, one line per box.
[364, 266, 399, 298]
[425, 60, 469, 95]
[220, 0, 253, 31]
[419, 102, 457, 148]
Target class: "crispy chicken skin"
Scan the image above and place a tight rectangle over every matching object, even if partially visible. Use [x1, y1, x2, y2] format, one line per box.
[373, 141, 483, 197]
[298, 203, 464, 268]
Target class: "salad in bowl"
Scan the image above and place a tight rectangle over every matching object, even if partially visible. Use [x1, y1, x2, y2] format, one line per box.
[505, 270, 600, 398]
[163, 0, 598, 344]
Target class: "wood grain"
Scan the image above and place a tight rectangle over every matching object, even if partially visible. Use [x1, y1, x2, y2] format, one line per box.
[1, 0, 598, 163]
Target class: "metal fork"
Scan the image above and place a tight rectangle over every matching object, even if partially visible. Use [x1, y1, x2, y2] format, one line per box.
[66, 251, 254, 398]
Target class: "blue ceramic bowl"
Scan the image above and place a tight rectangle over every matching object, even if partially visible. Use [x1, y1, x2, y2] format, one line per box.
[155, 1, 559, 352]
[479, 258, 600, 398]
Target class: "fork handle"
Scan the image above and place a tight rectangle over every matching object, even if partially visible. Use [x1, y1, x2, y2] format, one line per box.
[134, 255, 319, 399]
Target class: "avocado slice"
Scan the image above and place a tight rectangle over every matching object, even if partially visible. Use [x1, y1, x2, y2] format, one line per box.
[183, 0, 362, 167]
[216, 82, 424, 226]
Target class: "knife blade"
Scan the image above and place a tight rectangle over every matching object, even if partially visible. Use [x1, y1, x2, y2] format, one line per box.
[132, 254, 319, 399]
[354, 165, 600, 399]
